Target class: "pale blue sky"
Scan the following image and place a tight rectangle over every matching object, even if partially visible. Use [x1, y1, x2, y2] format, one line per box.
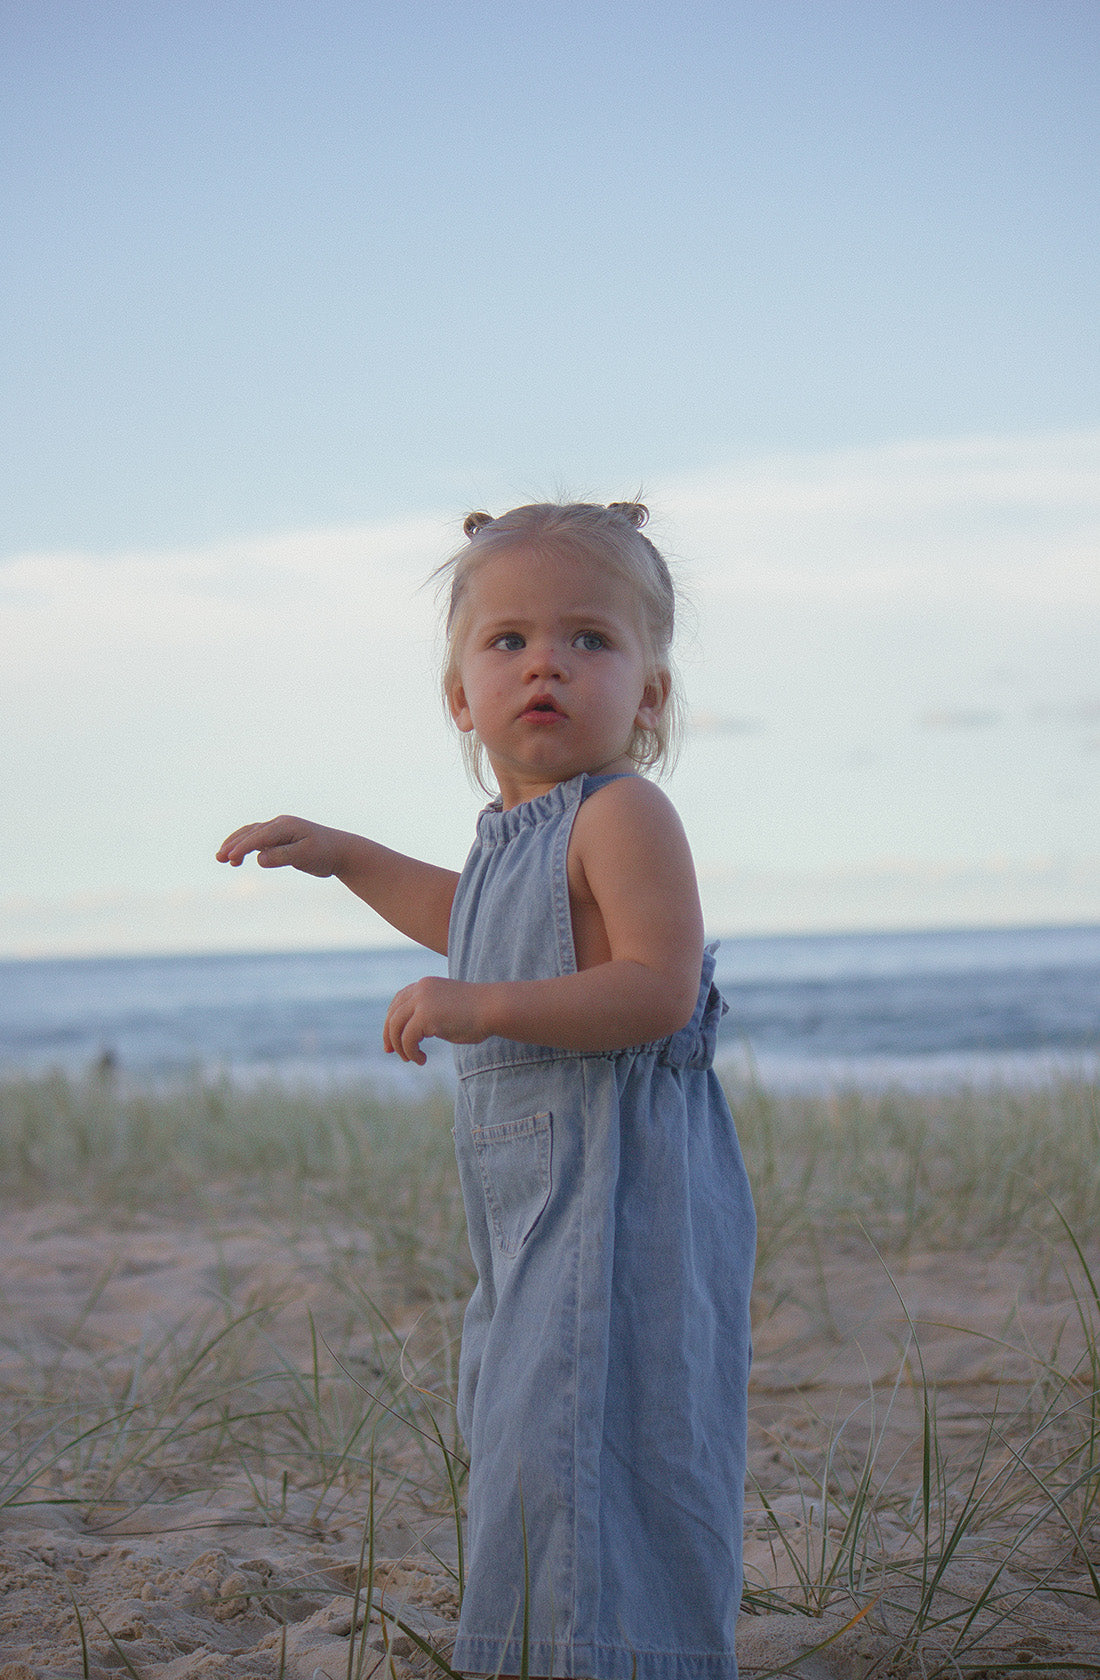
[2, 1, 1098, 955]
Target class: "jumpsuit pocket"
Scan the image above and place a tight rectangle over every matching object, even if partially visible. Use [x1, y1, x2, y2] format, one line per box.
[471, 1111, 552, 1257]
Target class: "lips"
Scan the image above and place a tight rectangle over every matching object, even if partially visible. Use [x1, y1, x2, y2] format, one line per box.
[520, 694, 565, 721]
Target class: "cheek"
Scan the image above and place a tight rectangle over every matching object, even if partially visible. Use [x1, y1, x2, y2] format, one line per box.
[452, 666, 502, 725]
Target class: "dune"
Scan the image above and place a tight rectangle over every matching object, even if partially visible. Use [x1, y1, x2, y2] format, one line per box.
[0, 1074, 1097, 1676]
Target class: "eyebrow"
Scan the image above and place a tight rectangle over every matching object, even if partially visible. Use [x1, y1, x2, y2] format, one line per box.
[479, 609, 624, 634]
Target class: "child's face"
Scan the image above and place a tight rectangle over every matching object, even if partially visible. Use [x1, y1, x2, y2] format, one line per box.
[449, 544, 669, 808]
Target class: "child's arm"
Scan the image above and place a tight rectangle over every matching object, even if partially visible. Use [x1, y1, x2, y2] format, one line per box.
[217, 816, 459, 955]
[383, 778, 704, 1062]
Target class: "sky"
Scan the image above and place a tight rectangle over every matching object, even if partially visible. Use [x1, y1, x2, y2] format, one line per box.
[2, 0, 1098, 958]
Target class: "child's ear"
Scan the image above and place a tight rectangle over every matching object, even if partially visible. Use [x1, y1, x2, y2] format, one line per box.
[635, 669, 671, 733]
[449, 682, 475, 734]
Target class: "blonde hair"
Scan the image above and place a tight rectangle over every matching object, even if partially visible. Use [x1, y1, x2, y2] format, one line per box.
[434, 501, 684, 794]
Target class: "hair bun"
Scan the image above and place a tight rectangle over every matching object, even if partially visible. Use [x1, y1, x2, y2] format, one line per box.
[608, 501, 649, 529]
[463, 511, 494, 539]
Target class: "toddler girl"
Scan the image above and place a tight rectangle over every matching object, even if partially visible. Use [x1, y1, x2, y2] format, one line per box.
[218, 501, 756, 1680]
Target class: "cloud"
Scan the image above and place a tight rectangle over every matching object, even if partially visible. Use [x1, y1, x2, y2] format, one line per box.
[3, 429, 1096, 684]
[8, 849, 1099, 959]
[688, 712, 766, 737]
[695, 853, 1100, 936]
[914, 698, 1100, 734]
[3, 428, 1098, 956]
[1032, 699, 1100, 727]
[655, 429, 1100, 610]
[663, 431, 1100, 522]
[0, 513, 453, 679]
[0, 874, 410, 960]
[919, 709, 1002, 731]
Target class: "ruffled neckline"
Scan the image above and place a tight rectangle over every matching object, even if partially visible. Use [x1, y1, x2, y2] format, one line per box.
[476, 772, 634, 845]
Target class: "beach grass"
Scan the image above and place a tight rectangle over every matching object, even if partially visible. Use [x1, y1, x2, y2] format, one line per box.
[0, 1066, 1098, 1675]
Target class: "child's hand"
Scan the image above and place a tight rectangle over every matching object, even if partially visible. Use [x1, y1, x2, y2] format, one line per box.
[383, 978, 488, 1065]
[216, 816, 345, 877]
[216, 818, 460, 956]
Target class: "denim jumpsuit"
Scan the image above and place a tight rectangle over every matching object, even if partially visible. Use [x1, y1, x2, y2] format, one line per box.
[448, 773, 756, 1680]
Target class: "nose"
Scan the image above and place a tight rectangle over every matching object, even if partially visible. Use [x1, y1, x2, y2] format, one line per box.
[523, 637, 567, 681]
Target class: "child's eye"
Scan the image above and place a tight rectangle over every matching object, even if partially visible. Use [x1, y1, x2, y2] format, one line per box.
[574, 631, 608, 652]
[491, 632, 525, 651]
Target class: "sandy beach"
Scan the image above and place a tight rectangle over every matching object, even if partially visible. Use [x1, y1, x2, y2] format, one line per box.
[0, 1074, 1098, 1678]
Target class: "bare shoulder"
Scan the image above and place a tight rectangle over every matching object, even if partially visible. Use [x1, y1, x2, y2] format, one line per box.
[569, 775, 698, 906]
[572, 774, 689, 849]
[568, 775, 702, 981]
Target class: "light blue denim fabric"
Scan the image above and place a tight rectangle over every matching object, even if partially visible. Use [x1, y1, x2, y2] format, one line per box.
[448, 774, 756, 1680]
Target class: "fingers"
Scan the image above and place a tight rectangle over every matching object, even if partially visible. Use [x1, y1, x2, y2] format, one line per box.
[382, 1007, 426, 1061]
[217, 821, 270, 866]
[216, 817, 302, 868]
[216, 825, 251, 864]
[383, 989, 428, 1065]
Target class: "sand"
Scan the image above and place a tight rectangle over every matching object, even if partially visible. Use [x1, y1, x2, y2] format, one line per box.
[0, 1193, 1097, 1678]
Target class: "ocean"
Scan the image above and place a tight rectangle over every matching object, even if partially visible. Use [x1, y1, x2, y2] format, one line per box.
[2, 923, 1098, 1093]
